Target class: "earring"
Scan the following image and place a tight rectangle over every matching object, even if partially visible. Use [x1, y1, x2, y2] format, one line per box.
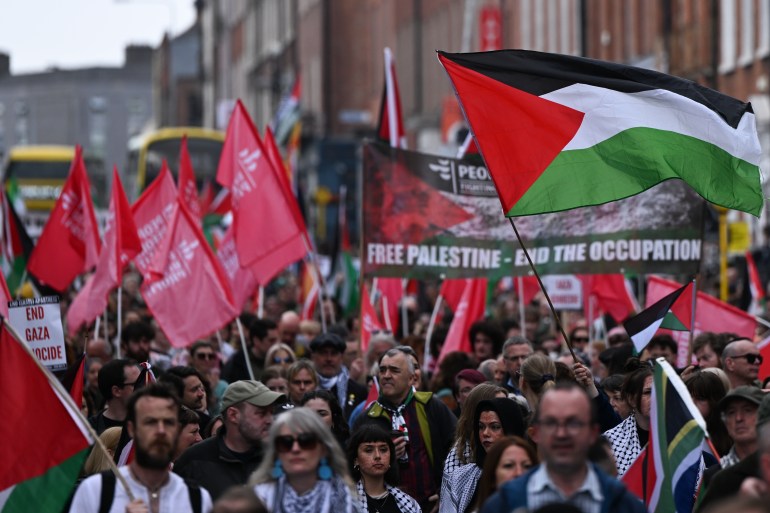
[353, 463, 360, 472]
[318, 457, 333, 480]
[272, 460, 284, 479]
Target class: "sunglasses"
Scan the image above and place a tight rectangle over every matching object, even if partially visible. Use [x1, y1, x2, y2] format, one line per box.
[195, 353, 217, 361]
[275, 433, 320, 453]
[571, 337, 589, 343]
[732, 353, 763, 365]
[273, 356, 292, 364]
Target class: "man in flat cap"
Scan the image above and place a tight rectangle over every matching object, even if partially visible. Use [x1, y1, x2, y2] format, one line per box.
[309, 332, 368, 420]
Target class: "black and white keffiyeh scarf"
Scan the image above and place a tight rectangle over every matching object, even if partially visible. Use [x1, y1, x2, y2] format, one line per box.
[355, 480, 421, 513]
[603, 414, 642, 477]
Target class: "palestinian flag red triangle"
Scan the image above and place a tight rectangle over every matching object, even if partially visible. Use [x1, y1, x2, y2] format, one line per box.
[438, 52, 585, 213]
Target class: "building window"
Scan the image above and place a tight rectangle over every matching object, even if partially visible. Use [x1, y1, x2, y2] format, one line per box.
[738, 0, 754, 66]
[719, 0, 737, 73]
[127, 98, 146, 137]
[89, 96, 107, 158]
[14, 101, 28, 145]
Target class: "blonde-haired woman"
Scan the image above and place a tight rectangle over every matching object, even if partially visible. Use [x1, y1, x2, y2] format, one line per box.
[81, 427, 122, 476]
[250, 407, 357, 513]
[519, 353, 556, 412]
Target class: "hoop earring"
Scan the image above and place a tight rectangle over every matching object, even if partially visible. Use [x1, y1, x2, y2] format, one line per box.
[271, 460, 284, 479]
[318, 457, 333, 480]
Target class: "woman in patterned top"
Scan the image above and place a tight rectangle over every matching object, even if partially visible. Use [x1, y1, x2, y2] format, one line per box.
[347, 424, 421, 513]
[602, 362, 652, 477]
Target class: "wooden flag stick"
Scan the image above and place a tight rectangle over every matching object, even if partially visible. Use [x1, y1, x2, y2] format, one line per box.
[508, 218, 577, 362]
[2, 317, 136, 501]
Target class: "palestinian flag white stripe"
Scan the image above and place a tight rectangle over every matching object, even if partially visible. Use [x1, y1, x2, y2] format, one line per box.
[543, 84, 761, 164]
[630, 318, 665, 354]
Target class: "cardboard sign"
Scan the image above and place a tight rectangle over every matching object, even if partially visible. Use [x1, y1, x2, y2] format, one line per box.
[8, 296, 66, 371]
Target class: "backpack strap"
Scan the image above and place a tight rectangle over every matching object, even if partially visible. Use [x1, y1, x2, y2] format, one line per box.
[98, 470, 116, 513]
[183, 478, 202, 513]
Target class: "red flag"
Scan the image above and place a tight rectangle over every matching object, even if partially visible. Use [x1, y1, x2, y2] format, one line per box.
[299, 260, 319, 321]
[60, 353, 86, 411]
[646, 275, 755, 367]
[178, 136, 202, 219]
[581, 274, 639, 323]
[132, 163, 178, 279]
[361, 282, 384, 352]
[142, 199, 237, 348]
[27, 146, 101, 292]
[67, 169, 142, 334]
[437, 278, 487, 363]
[0, 271, 10, 317]
[264, 125, 309, 239]
[375, 278, 404, 332]
[439, 279, 469, 311]
[216, 225, 258, 310]
[377, 47, 407, 149]
[746, 251, 766, 315]
[758, 334, 770, 381]
[216, 100, 307, 284]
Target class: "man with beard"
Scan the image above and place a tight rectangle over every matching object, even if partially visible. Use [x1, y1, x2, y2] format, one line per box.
[174, 380, 284, 500]
[70, 384, 212, 512]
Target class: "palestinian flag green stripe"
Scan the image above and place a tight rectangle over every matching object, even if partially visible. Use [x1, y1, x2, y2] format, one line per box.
[512, 127, 762, 216]
[0, 448, 88, 512]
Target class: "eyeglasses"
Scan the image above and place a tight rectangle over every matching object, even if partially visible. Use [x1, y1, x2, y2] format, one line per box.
[571, 337, 589, 343]
[273, 356, 293, 364]
[275, 433, 320, 453]
[120, 382, 136, 388]
[195, 353, 217, 361]
[536, 418, 589, 434]
[731, 353, 763, 365]
[503, 355, 527, 362]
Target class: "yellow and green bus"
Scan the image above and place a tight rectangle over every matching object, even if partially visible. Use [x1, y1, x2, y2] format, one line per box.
[125, 127, 225, 200]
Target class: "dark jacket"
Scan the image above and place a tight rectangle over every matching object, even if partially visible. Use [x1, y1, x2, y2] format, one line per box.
[696, 451, 759, 513]
[173, 426, 263, 501]
[222, 351, 265, 383]
[332, 377, 368, 420]
[481, 463, 646, 513]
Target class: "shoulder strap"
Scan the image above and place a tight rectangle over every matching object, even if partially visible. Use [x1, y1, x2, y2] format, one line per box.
[184, 479, 202, 513]
[98, 470, 116, 513]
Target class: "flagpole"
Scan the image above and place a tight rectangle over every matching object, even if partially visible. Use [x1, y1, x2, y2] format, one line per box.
[15, 270, 27, 298]
[257, 286, 264, 319]
[686, 278, 697, 365]
[235, 317, 255, 380]
[2, 317, 136, 501]
[424, 293, 443, 371]
[517, 276, 526, 333]
[400, 278, 408, 339]
[508, 218, 577, 361]
[300, 237, 331, 331]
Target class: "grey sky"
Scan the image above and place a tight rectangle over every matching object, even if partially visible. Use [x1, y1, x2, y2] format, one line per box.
[0, 0, 196, 74]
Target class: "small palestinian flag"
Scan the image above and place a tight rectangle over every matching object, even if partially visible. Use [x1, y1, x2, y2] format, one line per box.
[624, 283, 691, 354]
[438, 50, 763, 217]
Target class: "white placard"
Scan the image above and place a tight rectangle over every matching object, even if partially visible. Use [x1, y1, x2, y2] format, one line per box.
[540, 275, 583, 310]
[8, 296, 66, 371]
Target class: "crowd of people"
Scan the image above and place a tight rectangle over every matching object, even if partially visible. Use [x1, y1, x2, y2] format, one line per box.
[52, 273, 770, 513]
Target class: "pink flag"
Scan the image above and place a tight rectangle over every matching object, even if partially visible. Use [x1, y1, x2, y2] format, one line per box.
[438, 278, 487, 363]
[67, 169, 142, 334]
[646, 275, 756, 367]
[132, 163, 178, 279]
[580, 274, 639, 323]
[178, 136, 202, 219]
[216, 100, 306, 284]
[216, 226, 258, 310]
[361, 282, 384, 352]
[264, 125, 309, 238]
[142, 199, 237, 348]
[27, 146, 101, 292]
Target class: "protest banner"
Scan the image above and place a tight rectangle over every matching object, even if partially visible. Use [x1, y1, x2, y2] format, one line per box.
[7, 295, 66, 370]
[362, 142, 704, 279]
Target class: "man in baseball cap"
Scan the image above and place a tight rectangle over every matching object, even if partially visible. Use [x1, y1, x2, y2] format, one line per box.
[174, 380, 284, 501]
[697, 387, 768, 511]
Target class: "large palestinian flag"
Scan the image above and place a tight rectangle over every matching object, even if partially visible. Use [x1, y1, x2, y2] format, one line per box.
[438, 50, 763, 217]
[0, 321, 93, 512]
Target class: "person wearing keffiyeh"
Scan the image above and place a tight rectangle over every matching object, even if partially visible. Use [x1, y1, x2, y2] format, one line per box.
[354, 346, 457, 513]
[310, 333, 369, 420]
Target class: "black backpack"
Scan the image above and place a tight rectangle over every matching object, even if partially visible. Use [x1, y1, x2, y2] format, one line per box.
[97, 470, 202, 513]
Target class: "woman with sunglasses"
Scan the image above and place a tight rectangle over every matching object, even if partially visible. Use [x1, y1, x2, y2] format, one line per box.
[347, 424, 421, 513]
[267, 343, 298, 370]
[250, 407, 357, 513]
